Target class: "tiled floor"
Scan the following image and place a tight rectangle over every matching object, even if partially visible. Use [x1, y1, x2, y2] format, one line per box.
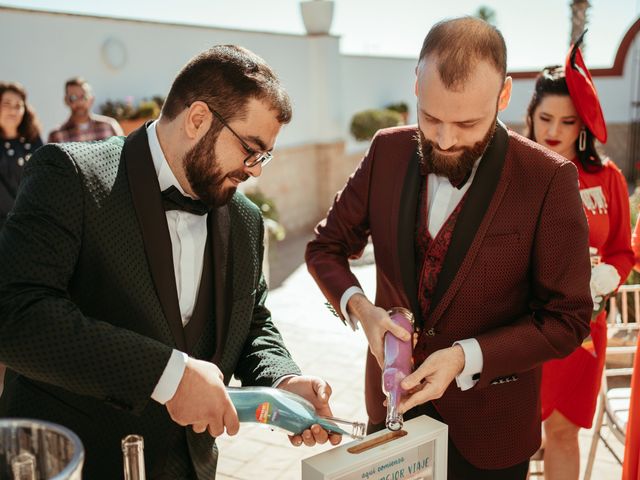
[216, 237, 624, 479]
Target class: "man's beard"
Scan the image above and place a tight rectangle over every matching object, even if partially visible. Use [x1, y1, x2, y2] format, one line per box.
[417, 115, 497, 185]
[183, 125, 249, 208]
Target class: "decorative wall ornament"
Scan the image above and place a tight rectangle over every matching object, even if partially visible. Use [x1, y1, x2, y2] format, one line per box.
[299, 0, 334, 35]
[101, 37, 127, 70]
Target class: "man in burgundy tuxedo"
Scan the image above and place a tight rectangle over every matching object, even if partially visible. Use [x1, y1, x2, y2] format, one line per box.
[306, 17, 592, 480]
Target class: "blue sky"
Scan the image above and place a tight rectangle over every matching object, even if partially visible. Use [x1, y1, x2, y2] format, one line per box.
[1, 0, 638, 70]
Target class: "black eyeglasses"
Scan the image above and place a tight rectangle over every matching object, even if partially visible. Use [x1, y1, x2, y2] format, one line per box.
[210, 109, 273, 168]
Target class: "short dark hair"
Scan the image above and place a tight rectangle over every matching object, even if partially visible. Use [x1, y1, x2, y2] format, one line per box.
[525, 65, 603, 172]
[64, 77, 92, 95]
[418, 16, 507, 89]
[161, 45, 292, 125]
[0, 81, 42, 142]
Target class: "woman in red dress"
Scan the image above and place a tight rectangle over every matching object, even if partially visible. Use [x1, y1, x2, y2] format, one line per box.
[623, 216, 640, 479]
[526, 35, 634, 479]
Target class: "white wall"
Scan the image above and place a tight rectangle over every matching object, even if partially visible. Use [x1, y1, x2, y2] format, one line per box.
[340, 54, 416, 151]
[505, 35, 640, 126]
[1, 7, 638, 145]
[595, 35, 640, 123]
[0, 8, 317, 147]
[339, 34, 638, 146]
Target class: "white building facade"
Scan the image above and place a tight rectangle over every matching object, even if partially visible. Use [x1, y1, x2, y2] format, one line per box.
[2, 7, 639, 233]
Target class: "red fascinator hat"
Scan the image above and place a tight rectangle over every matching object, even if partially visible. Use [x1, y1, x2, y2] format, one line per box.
[564, 31, 607, 143]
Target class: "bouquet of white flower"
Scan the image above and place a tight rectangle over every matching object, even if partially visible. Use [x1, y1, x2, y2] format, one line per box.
[590, 262, 620, 319]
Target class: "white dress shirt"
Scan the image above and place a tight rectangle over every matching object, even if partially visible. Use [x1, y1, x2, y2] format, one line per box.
[341, 159, 483, 390]
[148, 122, 291, 403]
[148, 121, 207, 404]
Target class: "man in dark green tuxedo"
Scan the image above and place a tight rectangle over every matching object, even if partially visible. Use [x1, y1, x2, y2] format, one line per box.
[0, 45, 338, 479]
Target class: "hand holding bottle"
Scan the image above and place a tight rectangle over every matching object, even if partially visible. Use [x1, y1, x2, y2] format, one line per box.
[347, 293, 412, 368]
[277, 375, 342, 447]
[165, 358, 239, 437]
[399, 344, 465, 413]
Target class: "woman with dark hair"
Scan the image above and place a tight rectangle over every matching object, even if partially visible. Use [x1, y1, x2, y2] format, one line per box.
[0, 81, 43, 229]
[526, 36, 633, 479]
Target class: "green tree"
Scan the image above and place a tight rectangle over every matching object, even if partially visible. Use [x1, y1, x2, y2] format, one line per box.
[350, 109, 403, 141]
[570, 0, 591, 52]
[474, 6, 496, 25]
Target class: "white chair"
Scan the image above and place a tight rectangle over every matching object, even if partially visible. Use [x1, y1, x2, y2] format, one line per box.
[529, 447, 544, 477]
[583, 284, 640, 480]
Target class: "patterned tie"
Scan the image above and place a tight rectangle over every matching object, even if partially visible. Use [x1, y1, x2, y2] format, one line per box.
[161, 185, 210, 216]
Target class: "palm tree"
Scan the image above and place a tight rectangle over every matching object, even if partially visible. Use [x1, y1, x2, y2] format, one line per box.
[570, 0, 591, 52]
[474, 6, 497, 25]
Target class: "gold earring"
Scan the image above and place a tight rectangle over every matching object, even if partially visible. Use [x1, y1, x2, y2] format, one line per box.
[578, 128, 587, 152]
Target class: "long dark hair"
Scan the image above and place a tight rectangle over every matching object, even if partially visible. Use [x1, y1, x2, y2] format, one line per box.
[0, 82, 42, 142]
[525, 65, 603, 172]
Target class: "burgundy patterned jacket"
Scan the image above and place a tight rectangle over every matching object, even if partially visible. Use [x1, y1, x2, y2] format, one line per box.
[306, 123, 592, 469]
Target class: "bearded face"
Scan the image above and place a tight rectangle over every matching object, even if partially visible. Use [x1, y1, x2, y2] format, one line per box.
[417, 114, 497, 185]
[183, 124, 249, 208]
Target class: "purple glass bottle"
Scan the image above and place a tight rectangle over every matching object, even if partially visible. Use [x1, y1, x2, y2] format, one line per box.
[382, 307, 414, 431]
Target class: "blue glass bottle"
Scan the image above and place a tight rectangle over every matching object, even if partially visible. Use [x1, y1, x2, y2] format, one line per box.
[227, 387, 365, 439]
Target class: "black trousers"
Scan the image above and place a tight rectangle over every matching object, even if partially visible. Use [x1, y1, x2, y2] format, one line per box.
[368, 403, 529, 480]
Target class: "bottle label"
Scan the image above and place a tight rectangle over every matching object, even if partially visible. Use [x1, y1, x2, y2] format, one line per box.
[255, 402, 280, 424]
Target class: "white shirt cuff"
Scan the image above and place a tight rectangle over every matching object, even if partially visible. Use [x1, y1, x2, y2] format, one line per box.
[151, 350, 188, 404]
[340, 286, 365, 331]
[272, 374, 298, 388]
[453, 338, 483, 391]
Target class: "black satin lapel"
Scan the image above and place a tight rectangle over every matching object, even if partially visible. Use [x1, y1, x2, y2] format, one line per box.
[124, 124, 186, 351]
[398, 150, 424, 327]
[211, 206, 230, 365]
[429, 122, 509, 318]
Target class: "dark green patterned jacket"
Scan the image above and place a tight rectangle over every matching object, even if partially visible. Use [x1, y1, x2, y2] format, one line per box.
[0, 127, 300, 479]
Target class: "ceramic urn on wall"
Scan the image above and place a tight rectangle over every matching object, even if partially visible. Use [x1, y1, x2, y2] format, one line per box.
[300, 0, 335, 35]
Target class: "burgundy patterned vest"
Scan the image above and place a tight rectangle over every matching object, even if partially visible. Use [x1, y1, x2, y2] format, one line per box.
[413, 178, 467, 365]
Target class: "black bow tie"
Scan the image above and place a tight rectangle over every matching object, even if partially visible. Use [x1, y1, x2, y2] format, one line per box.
[161, 186, 210, 216]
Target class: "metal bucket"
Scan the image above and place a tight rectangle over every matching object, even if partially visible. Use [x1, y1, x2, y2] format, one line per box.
[0, 419, 84, 479]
